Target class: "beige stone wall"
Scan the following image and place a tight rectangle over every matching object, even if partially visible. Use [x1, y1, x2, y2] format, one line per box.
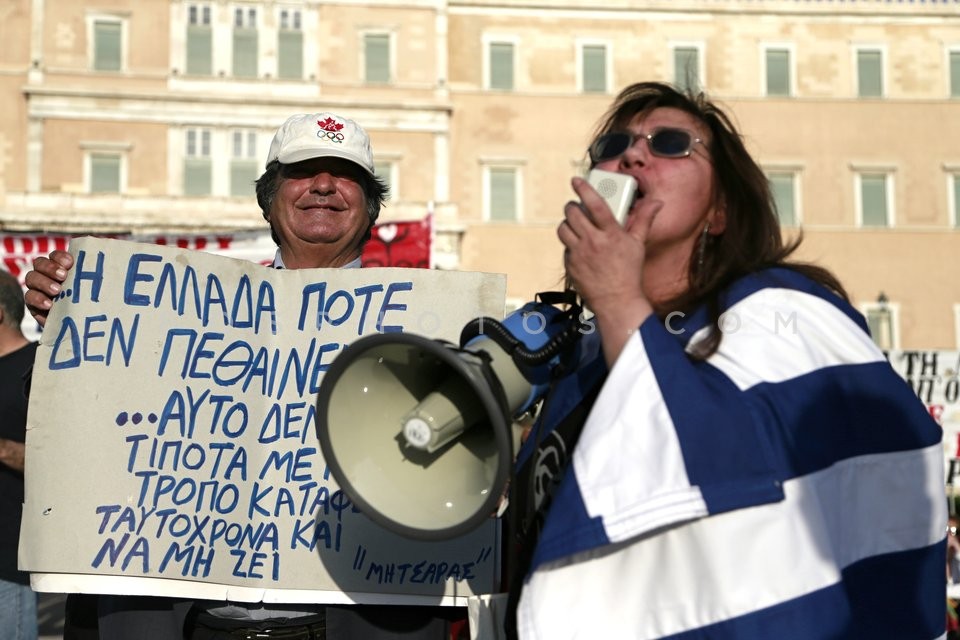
[0, 0, 957, 347]
[0, 0, 32, 197]
[444, 3, 960, 347]
[40, 119, 168, 194]
[42, 0, 169, 73]
[0, 75, 28, 196]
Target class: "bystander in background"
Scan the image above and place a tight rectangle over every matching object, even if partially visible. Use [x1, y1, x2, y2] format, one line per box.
[0, 269, 39, 640]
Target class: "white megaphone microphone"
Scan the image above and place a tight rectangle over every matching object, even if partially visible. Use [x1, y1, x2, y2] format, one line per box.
[316, 296, 585, 540]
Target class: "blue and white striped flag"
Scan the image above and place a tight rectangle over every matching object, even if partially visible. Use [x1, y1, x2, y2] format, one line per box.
[517, 268, 946, 640]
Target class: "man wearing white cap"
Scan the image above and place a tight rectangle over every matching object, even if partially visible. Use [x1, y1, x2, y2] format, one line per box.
[254, 112, 387, 271]
[24, 113, 463, 640]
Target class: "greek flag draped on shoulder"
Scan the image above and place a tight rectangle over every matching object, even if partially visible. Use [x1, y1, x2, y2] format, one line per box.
[517, 268, 946, 640]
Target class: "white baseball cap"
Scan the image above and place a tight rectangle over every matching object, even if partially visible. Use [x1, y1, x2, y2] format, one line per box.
[265, 112, 375, 175]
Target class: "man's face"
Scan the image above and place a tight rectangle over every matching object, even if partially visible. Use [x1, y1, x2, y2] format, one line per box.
[269, 157, 370, 268]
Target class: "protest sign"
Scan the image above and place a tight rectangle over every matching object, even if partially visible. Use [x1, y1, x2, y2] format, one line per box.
[21, 237, 506, 605]
[886, 351, 960, 489]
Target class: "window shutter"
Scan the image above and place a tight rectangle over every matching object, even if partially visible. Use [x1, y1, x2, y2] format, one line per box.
[232, 131, 243, 158]
[582, 45, 607, 93]
[953, 175, 960, 227]
[184, 159, 212, 196]
[768, 172, 796, 226]
[278, 30, 303, 79]
[365, 34, 390, 83]
[91, 154, 121, 193]
[94, 21, 122, 71]
[233, 29, 258, 78]
[489, 168, 517, 221]
[858, 50, 882, 97]
[674, 48, 699, 92]
[860, 174, 888, 226]
[373, 161, 393, 200]
[230, 161, 257, 197]
[489, 43, 514, 90]
[950, 51, 960, 98]
[186, 25, 213, 76]
[766, 49, 790, 96]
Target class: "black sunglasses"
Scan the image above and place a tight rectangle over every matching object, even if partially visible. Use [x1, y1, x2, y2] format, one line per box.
[589, 127, 705, 164]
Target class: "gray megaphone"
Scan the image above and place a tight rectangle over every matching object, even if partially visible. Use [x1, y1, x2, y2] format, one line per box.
[315, 299, 583, 540]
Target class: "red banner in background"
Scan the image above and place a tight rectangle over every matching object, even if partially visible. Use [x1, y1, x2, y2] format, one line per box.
[0, 215, 431, 287]
[2, 235, 73, 285]
[362, 215, 433, 269]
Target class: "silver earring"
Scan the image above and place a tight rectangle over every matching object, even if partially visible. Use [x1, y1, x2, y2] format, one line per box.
[697, 222, 711, 268]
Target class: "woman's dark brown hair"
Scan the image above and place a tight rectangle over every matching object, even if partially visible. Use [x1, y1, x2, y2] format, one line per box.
[588, 81, 846, 358]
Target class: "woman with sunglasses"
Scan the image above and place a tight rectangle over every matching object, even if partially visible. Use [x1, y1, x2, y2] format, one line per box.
[510, 82, 945, 639]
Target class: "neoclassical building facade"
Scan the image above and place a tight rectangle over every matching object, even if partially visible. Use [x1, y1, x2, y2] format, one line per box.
[1, 0, 958, 347]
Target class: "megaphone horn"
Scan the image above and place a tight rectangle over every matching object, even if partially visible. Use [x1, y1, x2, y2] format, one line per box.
[316, 298, 584, 540]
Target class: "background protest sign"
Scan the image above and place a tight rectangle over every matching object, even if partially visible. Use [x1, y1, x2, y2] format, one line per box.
[21, 237, 506, 605]
[886, 351, 960, 491]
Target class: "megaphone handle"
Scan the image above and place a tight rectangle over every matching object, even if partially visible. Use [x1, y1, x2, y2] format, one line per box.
[472, 348, 512, 424]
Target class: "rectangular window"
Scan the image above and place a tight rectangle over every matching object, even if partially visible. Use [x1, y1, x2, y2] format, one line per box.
[230, 130, 257, 198]
[768, 171, 797, 226]
[184, 129, 212, 196]
[858, 173, 890, 227]
[488, 167, 518, 221]
[765, 48, 790, 97]
[673, 46, 700, 92]
[188, 4, 210, 26]
[93, 20, 122, 71]
[186, 4, 212, 76]
[277, 9, 303, 80]
[488, 42, 514, 91]
[186, 128, 211, 157]
[280, 8, 301, 30]
[951, 51, 960, 98]
[581, 44, 607, 93]
[364, 33, 391, 84]
[857, 49, 883, 98]
[90, 153, 121, 193]
[373, 161, 394, 201]
[953, 174, 960, 227]
[232, 7, 258, 78]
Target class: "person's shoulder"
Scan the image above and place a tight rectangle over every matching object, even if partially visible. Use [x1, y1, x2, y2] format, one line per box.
[722, 268, 867, 333]
[723, 267, 848, 311]
[0, 341, 38, 363]
[724, 267, 831, 301]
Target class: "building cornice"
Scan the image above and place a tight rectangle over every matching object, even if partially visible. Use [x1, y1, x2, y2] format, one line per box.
[449, 0, 960, 18]
[22, 85, 454, 131]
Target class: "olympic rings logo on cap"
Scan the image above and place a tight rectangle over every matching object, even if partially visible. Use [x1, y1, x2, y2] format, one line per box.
[317, 130, 345, 143]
